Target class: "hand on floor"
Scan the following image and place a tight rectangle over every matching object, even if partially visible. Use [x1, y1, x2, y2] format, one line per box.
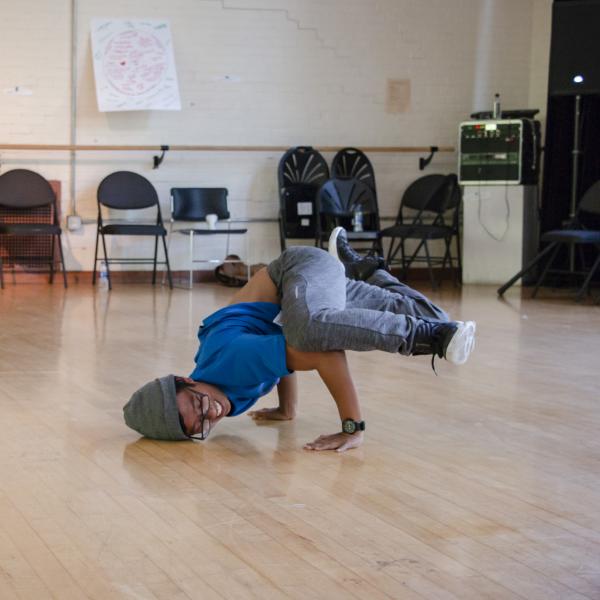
[304, 431, 364, 453]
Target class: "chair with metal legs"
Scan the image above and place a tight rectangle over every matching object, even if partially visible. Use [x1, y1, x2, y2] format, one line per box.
[379, 174, 462, 289]
[498, 180, 600, 301]
[93, 171, 173, 290]
[168, 188, 249, 289]
[0, 169, 67, 289]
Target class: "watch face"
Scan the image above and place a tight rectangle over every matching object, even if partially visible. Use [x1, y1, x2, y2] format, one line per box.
[342, 419, 356, 434]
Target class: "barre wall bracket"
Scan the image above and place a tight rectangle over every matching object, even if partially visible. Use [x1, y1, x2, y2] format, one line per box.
[153, 145, 170, 169]
[419, 146, 439, 170]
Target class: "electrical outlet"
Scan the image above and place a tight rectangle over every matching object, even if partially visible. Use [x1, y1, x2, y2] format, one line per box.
[67, 215, 82, 231]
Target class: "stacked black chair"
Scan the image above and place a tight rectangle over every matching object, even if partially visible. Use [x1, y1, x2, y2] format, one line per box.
[379, 174, 461, 289]
[278, 146, 330, 250]
[498, 179, 600, 301]
[169, 188, 248, 289]
[315, 178, 381, 253]
[93, 171, 172, 290]
[331, 147, 377, 199]
[0, 169, 67, 289]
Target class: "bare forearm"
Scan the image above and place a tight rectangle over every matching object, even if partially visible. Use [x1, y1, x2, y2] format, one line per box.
[286, 344, 361, 421]
[316, 351, 362, 422]
[277, 372, 298, 418]
[284, 345, 364, 452]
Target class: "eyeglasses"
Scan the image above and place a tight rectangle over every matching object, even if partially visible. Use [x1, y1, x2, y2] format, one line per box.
[179, 391, 211, 440]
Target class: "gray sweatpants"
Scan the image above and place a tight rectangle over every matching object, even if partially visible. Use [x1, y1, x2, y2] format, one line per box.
[267, 246, 449, 355]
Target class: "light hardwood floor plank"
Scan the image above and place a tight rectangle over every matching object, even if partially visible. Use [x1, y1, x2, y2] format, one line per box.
[1, 283, 599, 599]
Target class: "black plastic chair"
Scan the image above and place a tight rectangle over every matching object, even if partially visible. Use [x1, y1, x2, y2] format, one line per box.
[331, 147, 377, 199]
[315, 177, 382, 254]
[0, 169, 67, 289]
[93, 171, 172, 290]
[498, 180, 600, 301]
[278, 146, 330, 250]
[169, 188, 248, 289]
[379, 174, 462, 289]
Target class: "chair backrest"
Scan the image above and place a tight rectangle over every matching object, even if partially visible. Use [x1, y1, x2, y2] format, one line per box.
[278, 146, 329, 190]
[171, 188, 230, 221]
[278, 147, 330, 240]
[316, 178, 379, 233]
[0, 169, 56, 209]
[577, 180, 600, 218]
[97, 171, 159, 210]
[331, 147, 377, 198]
[398, 174, 459, 223]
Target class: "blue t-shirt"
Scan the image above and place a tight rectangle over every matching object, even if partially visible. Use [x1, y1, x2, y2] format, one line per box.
[190, 302, 291, 416]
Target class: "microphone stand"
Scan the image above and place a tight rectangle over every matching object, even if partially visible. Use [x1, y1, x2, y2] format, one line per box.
[569, 94, 582, 271]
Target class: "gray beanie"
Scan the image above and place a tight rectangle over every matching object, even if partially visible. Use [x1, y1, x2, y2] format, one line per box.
[123, 375, 190, 441]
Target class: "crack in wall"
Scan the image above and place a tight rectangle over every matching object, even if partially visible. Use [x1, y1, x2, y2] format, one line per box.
[218, 0, 386, 104]
[221, 0, 345, 58]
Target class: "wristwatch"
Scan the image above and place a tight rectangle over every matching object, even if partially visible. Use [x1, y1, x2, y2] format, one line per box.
[341, 419, 366, 434]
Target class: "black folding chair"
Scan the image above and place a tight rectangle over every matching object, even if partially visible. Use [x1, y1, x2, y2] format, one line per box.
[315, 178, 382, 254]
[331, 147, 377, 199]
[93, 171, 172, 290]
[379, 174, 462, 289]
[0, 169, 67, 289]
[498, 180, 600, 301]
[168, 188, 248, 289]
[278, 146, 330, 250]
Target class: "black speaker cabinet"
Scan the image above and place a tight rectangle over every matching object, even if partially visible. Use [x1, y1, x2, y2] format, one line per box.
[549, 0, 600, 96]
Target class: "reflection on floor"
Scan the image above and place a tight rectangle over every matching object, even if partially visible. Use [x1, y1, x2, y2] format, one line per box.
[0, 282, 599, 599]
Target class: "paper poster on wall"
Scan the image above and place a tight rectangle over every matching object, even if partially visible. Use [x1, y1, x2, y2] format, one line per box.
[91, 18, 181, 112]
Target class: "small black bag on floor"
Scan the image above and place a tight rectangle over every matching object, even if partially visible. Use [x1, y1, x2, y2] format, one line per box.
[215, 255, 267, 287]
[215, 255, 247, 287]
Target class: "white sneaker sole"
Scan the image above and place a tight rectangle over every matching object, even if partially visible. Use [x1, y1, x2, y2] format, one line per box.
[445, 321, 476, 365]
[328, 227, 344, 262]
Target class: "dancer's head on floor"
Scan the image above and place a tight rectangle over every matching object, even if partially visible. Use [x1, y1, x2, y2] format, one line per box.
[123, 375, 231, 441]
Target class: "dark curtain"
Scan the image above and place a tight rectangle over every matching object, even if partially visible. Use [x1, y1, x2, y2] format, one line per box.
[540, 94, 600, 282]
[541, 94, 600, 233]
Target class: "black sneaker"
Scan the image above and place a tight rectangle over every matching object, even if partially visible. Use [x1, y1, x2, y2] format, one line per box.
[412, 319, 476, 366]
[328, 226, 386, 281]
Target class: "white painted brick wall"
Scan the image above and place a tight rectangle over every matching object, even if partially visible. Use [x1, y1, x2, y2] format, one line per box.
[0, 0, 551, 271]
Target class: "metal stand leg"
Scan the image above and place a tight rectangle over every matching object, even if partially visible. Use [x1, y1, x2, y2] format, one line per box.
[162, 222, 174, 286]
[49, 236, 55, 283]
[92, 225, 100, 285]
[161, 234, 173, 289]
[245, 231, 251, 282]
[575, 251, 600, 301]
[101, 232, 112, 291]
[152, 235, 159, 285]
[497, 242, 558, 296]
[58, 234, 68, 289]
[189, 231, 194, 290]
[532, 244, 561, 298]
[569, 95, 582, 272]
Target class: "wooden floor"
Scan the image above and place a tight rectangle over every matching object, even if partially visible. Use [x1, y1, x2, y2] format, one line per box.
[1, 280, 599, 600]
